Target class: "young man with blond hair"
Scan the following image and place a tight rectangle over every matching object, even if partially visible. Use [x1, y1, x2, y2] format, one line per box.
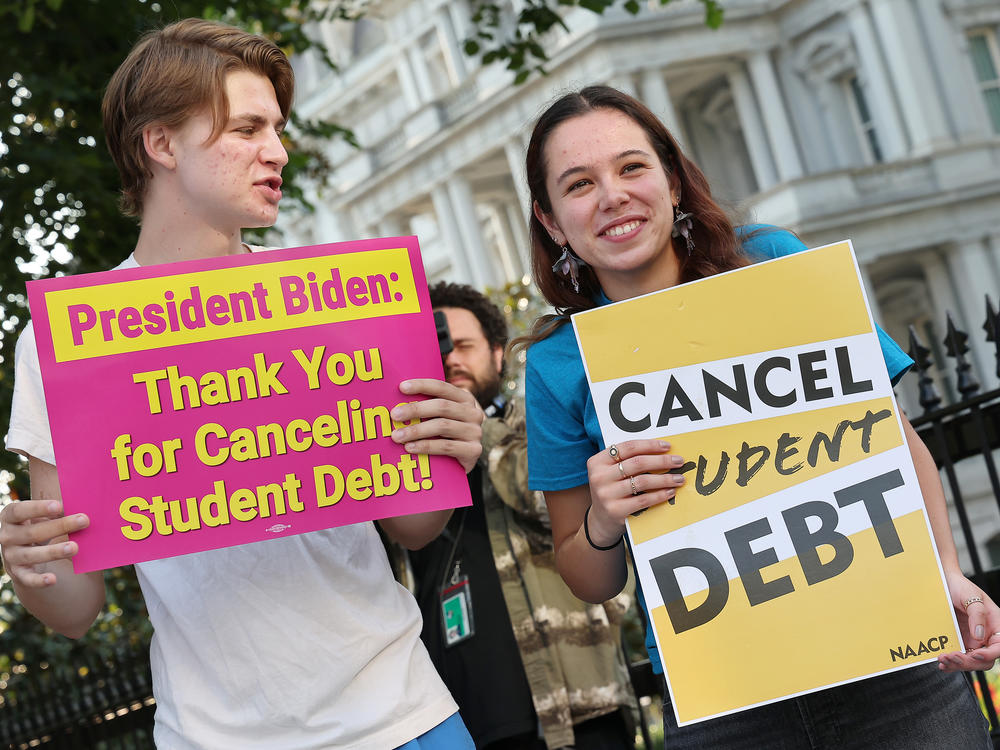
[1, 19, 479, 749]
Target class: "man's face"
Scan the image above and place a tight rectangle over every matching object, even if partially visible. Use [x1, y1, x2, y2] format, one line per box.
[438, 306, 503, 408]
[168, 70, 288, 233]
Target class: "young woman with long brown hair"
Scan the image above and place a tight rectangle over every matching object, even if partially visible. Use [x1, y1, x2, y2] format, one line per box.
[522, 85, 998, 747]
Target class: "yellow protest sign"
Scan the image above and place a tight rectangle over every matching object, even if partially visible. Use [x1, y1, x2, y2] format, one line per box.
[572, 241, 960, 725]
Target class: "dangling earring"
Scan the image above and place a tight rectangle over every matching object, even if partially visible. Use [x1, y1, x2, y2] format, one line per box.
[672, 206, 695, 256]
[551, 244, 586, 293]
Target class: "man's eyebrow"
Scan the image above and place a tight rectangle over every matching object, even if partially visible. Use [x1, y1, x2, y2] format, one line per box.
[554, 149, 653, 185]
[232, 113, 286, 130]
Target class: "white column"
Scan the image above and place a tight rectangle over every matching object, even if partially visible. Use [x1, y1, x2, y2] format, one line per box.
[846, 3, 908, 160]
[814, 78, 858, 169]
[503, 201, 531, 277]
[448, 0, 473, 40]
[504, 138, 531, 223]
[396, 57, 424, 112]
[639, 69, 688, 149]
[919, 248, 965, 397]
[314, 206, 357, 243]
[408, 40, 436, 103]
[348, 206, 376, 240]
[436, 6, 467, 85]
[747, 51, 803, 181]
[859, 265, 885, 326]
[915, 0, 990, 140]
[487, 204, 520, 282]
[946, 237, 996, 384]
[921, 250, 960, 332]
[431, 184, 475, 283]
[869, 0, 951, 154]
[728, 66, 778, 190]
[378, 214, 408, 239]
[608, 72, 637, 97]
[447, 174, 496, 288]
[988, 232, 1000, 288]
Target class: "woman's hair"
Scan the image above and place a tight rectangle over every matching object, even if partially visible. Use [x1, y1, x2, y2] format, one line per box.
[102, 18, 295, 218]
[520, 85, 748, 345]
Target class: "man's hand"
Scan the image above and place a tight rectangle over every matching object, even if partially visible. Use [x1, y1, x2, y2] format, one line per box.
[0, 499, 88, 588]
[390, 378, 485, 473]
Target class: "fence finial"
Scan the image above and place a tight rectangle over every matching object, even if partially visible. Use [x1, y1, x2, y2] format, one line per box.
[945, 313, 980, 398]
[908, 325, 941, 412]
[984, 295, 1000, 380]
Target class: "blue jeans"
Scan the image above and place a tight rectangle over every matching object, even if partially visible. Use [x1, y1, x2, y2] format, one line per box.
[661, 664, 990, 749]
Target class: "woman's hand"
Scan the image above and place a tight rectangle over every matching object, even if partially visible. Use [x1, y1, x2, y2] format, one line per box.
[937, 570, 1000, 671]
[389, 378, 485, 473]
[584, 438, 686, 548]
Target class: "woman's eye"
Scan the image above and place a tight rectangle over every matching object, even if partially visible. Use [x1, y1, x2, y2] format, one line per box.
[623, 162, 645, 173]
[568, 179, 589, 192]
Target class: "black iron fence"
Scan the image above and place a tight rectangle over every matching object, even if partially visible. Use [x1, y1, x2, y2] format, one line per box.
[0, 643, 154, 750]
[908, 304, 1000, 742]
[7, 306, 1000, 747]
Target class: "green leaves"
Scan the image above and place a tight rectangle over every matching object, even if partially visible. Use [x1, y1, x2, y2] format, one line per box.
[702, 0, 724, 28]
[0, 0, 358, 680]
[463, 0, 725, 85]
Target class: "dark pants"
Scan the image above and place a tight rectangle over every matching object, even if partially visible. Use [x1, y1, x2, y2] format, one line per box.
[661, 663, 990, 749]
[484, 709, 633, 750]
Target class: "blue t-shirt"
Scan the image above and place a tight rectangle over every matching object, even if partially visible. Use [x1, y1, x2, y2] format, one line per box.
[524, 225, 913, 673]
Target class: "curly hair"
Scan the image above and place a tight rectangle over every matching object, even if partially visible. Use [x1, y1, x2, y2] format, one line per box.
[429, 281, 508, 350]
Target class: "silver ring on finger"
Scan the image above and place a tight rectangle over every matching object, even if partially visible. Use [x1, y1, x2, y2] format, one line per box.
[629, 475, 640, 496]
[617, 461, 629, 480]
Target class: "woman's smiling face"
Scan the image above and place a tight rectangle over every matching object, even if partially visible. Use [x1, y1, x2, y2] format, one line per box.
[534, 107, 682, 300]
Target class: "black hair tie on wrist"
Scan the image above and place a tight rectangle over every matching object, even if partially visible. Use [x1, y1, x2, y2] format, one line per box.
[584, 505, 623, 551]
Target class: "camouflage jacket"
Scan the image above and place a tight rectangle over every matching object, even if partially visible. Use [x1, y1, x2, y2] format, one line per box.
[476, 399, 636, 749]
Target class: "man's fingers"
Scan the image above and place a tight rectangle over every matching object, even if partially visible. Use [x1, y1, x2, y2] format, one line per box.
[1, 498, 63, 525]
[399, 378, 479, 404]
[392, 413, 483, 446]
[8, 566, 57, 588]
[7, 539, 78, 568]
[16, 514, 88, 547]
[398, 436, 477, 458]
[392, 397, 482, 425]
[399, 437, 482, 474]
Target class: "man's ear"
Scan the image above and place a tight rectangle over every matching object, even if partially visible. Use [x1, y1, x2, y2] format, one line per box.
[491, 345, 504, 376]
[143, 125, 176, 171]
[533, 200, 564, 246]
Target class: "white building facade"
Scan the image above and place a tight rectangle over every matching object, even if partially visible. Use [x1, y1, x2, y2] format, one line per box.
[287, 0, 1000, 567]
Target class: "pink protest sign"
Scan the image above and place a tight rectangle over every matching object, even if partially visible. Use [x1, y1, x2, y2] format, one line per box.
[27, 237, 471, 572]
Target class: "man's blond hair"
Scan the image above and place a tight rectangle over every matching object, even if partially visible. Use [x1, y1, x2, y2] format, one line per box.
[102, 18, 294, 217]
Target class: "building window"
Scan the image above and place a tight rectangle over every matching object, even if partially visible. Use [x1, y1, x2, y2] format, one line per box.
[968, 30, 1000, 134]
[846, 75, 882, 162]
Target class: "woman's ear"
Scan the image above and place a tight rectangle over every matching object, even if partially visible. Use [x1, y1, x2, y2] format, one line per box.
[143, 125, 176, 171]
[533, 200, 563, 246]
[669, 172, 683, 206]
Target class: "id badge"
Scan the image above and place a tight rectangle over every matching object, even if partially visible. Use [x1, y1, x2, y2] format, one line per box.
[440, 575, 475, 647]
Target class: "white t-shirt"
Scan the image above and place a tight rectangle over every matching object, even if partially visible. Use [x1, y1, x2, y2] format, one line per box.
[6, 253, 457, 749]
